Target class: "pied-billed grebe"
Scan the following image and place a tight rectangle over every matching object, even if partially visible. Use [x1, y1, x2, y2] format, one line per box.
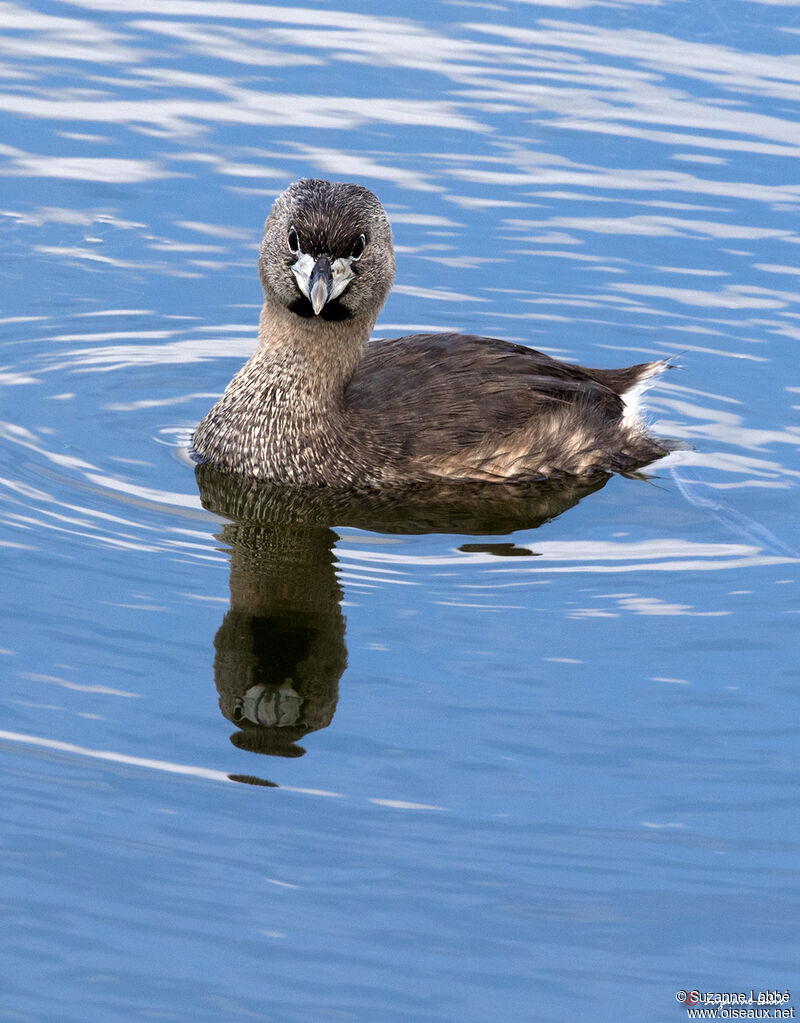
[192, 178, 668, 485]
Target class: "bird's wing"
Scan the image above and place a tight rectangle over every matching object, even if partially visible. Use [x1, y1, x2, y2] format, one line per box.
[345, 333, 624, 461]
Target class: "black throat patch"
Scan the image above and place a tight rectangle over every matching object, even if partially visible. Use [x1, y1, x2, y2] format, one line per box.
[289, 295, 353, 321]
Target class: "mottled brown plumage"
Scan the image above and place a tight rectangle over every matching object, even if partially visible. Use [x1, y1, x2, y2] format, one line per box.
[192, 178, 668, 486]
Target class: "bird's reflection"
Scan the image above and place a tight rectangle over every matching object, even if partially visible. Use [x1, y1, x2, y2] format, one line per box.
[195, 464, 610, 766]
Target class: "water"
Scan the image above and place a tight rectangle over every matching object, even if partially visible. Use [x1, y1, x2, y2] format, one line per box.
[2, 1, 800, 1020]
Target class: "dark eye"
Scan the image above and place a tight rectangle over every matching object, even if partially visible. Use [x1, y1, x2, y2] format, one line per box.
[287, 226, 300, 255]
[351, 234, 366, 261]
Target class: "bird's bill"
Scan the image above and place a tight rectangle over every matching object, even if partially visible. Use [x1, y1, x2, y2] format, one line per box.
[291, 252, 356, 315]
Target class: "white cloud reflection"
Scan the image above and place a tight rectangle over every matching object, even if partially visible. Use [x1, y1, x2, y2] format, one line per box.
[2, 153, 170, 182]
[338, 537, 798, 573]
[0, 0, 797, 211]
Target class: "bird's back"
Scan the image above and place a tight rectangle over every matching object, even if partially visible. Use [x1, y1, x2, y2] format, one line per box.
[344, 333, 667, 482]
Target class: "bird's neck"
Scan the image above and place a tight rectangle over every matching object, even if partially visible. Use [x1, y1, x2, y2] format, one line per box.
[248, 300, 373, 418]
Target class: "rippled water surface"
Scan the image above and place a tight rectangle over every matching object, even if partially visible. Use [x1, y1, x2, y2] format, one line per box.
[2, 1, 800, 1020]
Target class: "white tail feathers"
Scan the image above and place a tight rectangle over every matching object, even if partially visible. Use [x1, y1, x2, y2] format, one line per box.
[620, 360, 668, 427]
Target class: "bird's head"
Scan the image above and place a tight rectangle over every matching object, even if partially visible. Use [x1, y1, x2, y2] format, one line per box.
[259, 178, 395, 326]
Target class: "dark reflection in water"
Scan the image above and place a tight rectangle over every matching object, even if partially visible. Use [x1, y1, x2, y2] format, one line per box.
[195, 464, 609, 763]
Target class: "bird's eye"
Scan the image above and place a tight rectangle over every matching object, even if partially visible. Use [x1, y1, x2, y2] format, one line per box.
[287, 226, 300, 255]
[351, 234, 366, 261]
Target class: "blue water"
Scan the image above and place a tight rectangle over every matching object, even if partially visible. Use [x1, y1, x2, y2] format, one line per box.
[2, 1, 800, 1020]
